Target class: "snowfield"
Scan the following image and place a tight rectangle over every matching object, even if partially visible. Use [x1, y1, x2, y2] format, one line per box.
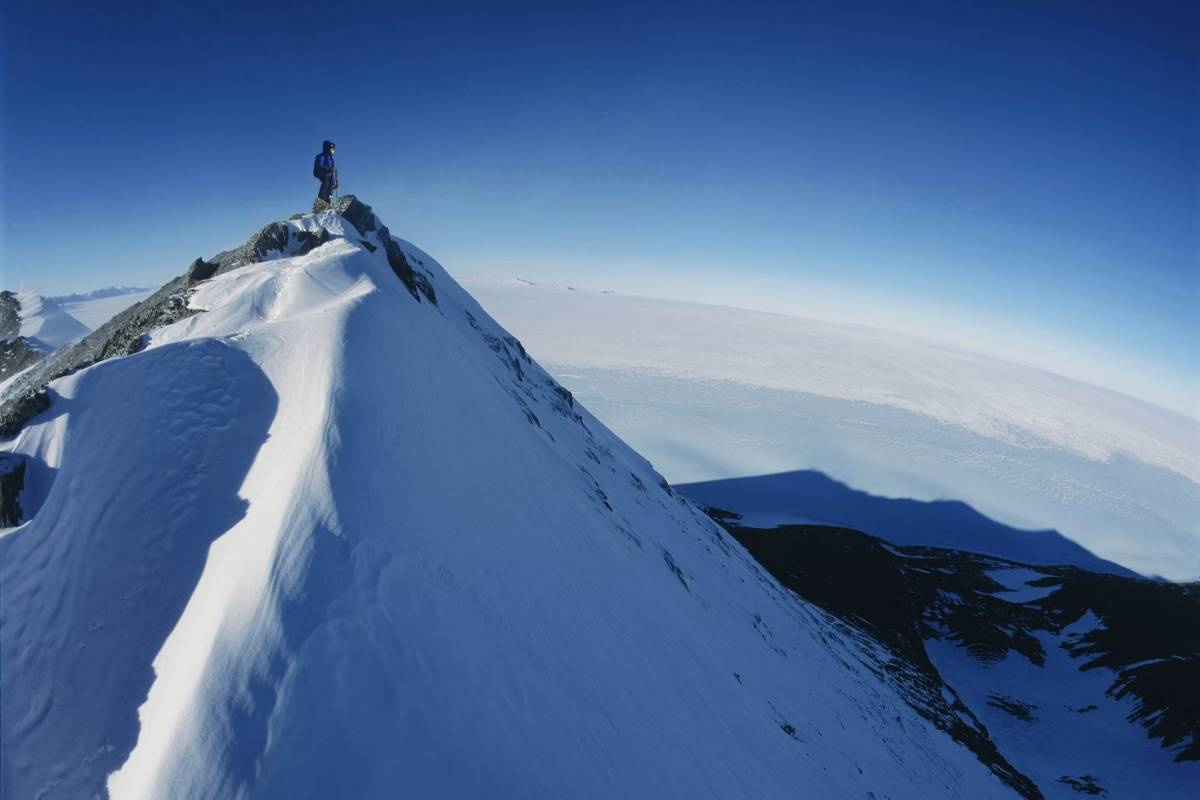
[11, 292, 89, 351]
[461, 279, 1200, 580]
[0, 201, 1017, 799]
[52, 287, 156, 330]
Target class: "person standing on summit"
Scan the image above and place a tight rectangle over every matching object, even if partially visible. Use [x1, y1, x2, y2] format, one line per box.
[314, 140, 338, 203]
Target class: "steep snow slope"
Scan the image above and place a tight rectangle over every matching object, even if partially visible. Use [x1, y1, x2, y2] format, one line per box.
[1, 200, 1015, 799]
[11, 292, 89, 351]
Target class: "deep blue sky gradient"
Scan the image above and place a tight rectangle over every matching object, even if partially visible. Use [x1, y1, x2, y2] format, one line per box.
[2, 1, 1197, 412]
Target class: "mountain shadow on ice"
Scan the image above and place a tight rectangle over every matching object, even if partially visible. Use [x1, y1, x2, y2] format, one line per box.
[0, 339, 277, 800]
[679, 470, 1139, 578]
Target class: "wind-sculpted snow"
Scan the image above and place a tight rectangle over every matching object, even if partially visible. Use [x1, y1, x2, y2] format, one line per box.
[0, 340, 277, 799]
[2, 198, 1015, 799]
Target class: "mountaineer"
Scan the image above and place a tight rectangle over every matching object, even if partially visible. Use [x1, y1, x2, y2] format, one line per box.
[313, 140, 338, 204]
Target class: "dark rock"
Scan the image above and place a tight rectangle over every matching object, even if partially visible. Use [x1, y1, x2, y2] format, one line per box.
[1058, 775, 1107, 796]
[378, 225, 437, 304]
[0, 291, 21, 340]
[209, 222, 291, 277]
[358, 239, 377, 253]
[330, 195, 377, 236]
[987, 694, 1037, 722]
[294, 228, 332, 256]
[186, 257, 218, 285]
[0, 389, 50, 440]
[662, 549, 690, 592]
[1, 337, 44, 381]
[0, 195, 430, 439]
[721, 522, 1043, 798]
[553, 385, 575, 408]
[718, 515, 1200, 795]
[0, 452, 25, 526]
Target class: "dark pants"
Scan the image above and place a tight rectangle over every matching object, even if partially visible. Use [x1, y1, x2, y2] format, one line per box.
[318, 176, 336, 202]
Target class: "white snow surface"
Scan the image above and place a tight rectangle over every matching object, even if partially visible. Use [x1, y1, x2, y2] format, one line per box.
[460, 279, 1198, 482]
[11, 292, 90, 350]
[54, 287, 156, 330]
[0, 208, 1014, 799]
[460, 279, 1200, 580]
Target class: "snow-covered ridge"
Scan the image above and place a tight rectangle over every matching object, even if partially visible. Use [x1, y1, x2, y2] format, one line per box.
[1, 198, 1017, 799]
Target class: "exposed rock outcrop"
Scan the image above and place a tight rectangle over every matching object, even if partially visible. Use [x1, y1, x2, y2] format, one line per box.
[186, 258, 218, 286]
[0, 291, 21, 340]
[0, 452, 25, 526]
[0, 292, 48, 386]
[0, 195, 428, 439]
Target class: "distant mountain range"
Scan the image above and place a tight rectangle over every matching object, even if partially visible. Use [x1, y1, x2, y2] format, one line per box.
[47, 286, 154, 305]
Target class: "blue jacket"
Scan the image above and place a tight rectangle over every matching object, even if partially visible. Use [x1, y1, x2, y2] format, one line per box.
[316, 153, 336, 178]
[315, 141, 337, 182]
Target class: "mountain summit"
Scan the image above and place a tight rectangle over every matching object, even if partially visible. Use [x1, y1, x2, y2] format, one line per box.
[2, 198, 1016, 799]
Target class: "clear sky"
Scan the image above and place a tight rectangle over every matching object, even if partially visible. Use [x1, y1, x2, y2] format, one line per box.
[2, 0, 1196, 414]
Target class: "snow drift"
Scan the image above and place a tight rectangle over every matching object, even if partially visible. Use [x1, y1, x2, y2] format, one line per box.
[1, 198, 1017, 799]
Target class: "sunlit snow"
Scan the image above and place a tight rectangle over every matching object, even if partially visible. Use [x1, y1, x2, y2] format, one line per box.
[0, 204, 1016, 799]
[462, 279, 1200, 580]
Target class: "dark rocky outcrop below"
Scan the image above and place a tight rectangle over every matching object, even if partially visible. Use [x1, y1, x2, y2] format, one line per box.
[379, 224, 437, 305]
[0, 291, 21, 340]
[708, 509, 1200, 798]
[0, 195, 427, 440]
[0, 452, 26, 526]
[1, 337, 45, 384]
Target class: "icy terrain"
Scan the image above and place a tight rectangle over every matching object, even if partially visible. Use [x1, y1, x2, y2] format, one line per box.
[10, 292, 89, 351]
[0, 200, 1016, 799]
[462, 279, 1200, 580]
[50, 286, 155, 330]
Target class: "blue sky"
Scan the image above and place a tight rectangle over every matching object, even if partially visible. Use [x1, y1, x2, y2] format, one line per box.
[2, 1, 1196, 413]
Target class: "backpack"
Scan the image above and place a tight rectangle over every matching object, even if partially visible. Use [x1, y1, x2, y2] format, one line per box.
[313, 154, 323, 180]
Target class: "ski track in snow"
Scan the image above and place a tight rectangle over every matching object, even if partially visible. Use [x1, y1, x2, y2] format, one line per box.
[2, 206, 1018, 799]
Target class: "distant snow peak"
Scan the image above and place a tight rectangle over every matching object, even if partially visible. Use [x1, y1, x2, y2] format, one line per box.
[11, 292, 89, 351]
